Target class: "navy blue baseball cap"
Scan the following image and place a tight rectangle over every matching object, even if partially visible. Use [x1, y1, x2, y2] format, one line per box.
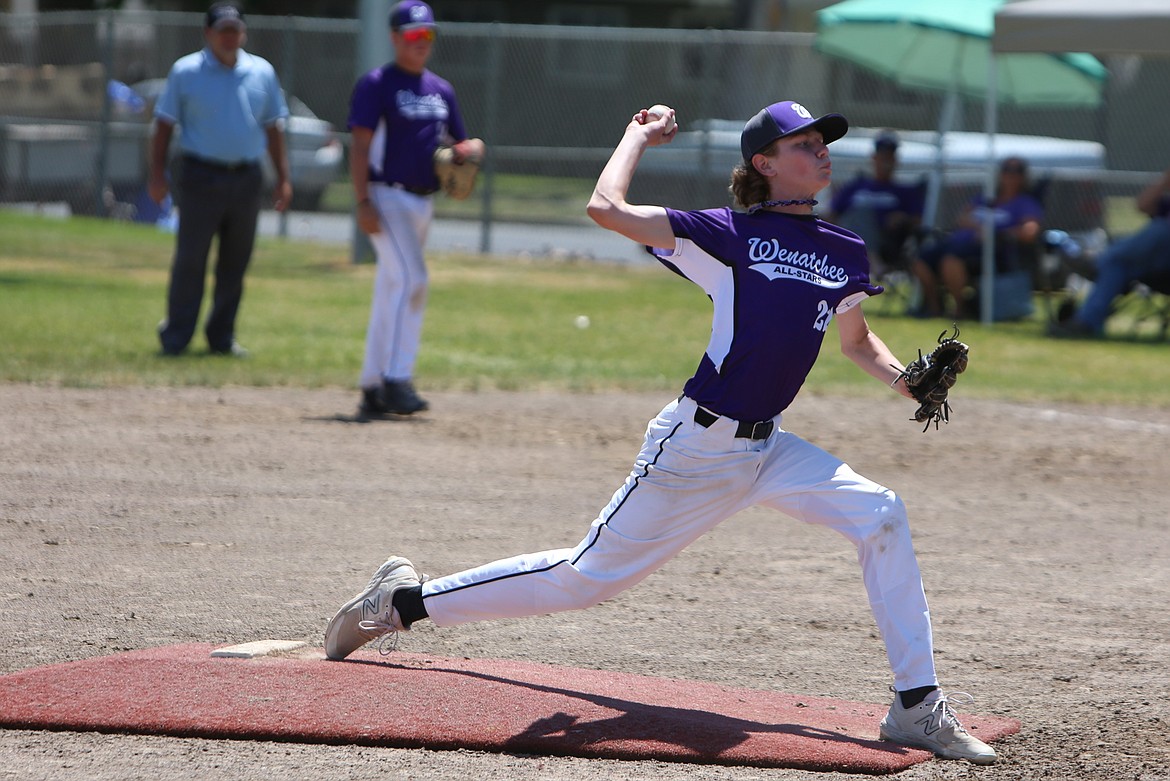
[740, 101, 848, 162]
[205, 2, 245, 30]
[390, 0, 437, 31]
[874, 131, 900, 152]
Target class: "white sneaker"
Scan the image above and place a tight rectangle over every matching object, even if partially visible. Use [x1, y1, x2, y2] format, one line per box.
[324, 556, 421, 660]
[879, 689, 998, 764]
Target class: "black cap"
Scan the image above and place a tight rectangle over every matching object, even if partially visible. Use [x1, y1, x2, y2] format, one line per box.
[874, 132, 899, 152]
[206, 2, 245, 30]
[1000, 156, 1028, 174]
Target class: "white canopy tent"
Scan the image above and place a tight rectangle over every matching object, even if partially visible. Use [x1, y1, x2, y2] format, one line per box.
[974, 0, 1170, 323]
[994, 0, 1170, 56]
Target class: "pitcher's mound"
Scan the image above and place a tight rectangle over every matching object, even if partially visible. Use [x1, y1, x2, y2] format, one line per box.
[0, 643, 1018, 773]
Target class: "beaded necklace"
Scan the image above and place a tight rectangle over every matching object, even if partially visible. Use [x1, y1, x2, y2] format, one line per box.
[747, 198, 818, 215]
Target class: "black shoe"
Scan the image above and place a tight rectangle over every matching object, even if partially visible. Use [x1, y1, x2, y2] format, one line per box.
[359, 387, 393, 418]
[382, 379, 429, 415]
[157, 320, 183, 356]
[209, 341, 249, 358]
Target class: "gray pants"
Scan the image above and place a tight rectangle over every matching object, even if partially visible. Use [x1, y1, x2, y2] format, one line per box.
[159, 156, 262, 354]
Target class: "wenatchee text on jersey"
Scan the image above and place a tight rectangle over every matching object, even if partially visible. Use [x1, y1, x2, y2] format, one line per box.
[396, 90, 449, 120]
[746, 237, 848, 289]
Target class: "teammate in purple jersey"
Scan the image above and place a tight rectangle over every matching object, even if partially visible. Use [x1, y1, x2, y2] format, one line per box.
[349, 0, 475, 417]
[323, 100, 1000, 764]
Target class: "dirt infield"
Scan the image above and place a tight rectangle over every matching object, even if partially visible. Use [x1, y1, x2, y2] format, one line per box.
[2, 384, 1168, 781]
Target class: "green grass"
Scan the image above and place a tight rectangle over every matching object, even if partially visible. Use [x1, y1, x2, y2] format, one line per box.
[2, 210, 1169, 407]
[1103, 195, 1150, 237]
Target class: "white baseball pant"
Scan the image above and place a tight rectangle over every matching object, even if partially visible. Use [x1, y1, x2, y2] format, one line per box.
[359, 184, 433, 390]
[422, 395, 939, 691]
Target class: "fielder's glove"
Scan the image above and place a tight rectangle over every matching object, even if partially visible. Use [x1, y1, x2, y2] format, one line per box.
[433, 138, 485, 200]
[895, 326, 970, 431]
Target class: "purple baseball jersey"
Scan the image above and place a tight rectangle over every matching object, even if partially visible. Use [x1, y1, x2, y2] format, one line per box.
[348, 63, 466, 191]
[650, 208, 882, 422]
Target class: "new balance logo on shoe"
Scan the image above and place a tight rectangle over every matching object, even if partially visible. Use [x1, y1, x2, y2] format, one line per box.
[323, 556, 422, 661]
[915, 709, 944, 736]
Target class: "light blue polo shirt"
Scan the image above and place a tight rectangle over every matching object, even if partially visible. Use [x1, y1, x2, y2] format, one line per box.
[154, 47, 288, 165]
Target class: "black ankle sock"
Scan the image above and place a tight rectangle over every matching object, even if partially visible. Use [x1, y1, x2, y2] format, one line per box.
[899, 686, 938, 709]
[392, 585, 428, 629]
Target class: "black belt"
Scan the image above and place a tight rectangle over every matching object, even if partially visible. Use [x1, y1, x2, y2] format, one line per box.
[390, 182, 437, 196]
[693, 406, 774, 440]
[183, 155, 259, 172]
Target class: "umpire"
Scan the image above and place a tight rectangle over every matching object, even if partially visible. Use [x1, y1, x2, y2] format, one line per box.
[149, 2, 291, 357]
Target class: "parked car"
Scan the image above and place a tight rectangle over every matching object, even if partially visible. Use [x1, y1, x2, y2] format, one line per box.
[633, 120, 1107, 233]
[0, 80, 343, 216]
[129, 78, 343, 212]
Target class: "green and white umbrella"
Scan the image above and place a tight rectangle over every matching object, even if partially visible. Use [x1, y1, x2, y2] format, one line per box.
[816, 0, 1105, 109]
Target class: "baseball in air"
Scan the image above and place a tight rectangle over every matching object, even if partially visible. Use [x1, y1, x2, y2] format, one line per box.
[645, 104, 677, 135]
[575, 315, 591, 329]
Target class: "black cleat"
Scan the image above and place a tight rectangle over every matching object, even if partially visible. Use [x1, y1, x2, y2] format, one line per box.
[381, 380, 429, 415]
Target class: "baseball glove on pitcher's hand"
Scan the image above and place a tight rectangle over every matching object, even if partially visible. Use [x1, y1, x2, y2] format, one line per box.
[433, 138, 485, 200]
[895, 326, 970, 431]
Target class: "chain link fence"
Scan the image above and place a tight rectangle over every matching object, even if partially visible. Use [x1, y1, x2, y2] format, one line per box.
[2, 10, 1169, 248]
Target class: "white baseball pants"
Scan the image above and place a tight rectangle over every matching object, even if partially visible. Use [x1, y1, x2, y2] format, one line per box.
[359, 185, 433, 390]
[422, 395, 939, 691]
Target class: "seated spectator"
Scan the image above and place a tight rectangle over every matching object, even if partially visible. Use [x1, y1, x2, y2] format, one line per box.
[827, 132, 923, 278]
[1050, 165, 1170, 338]
[910, 157, 1043, 319]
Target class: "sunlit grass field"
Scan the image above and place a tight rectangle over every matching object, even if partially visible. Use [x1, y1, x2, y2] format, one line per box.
[2, 210, 1167, 406]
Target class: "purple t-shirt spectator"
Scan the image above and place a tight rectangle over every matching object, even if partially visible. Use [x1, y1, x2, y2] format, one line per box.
[649, 208, 881, 422]
[348, 63, 467, 192]
[830, 176, 923, 225]
[949, 192, 1044, 246]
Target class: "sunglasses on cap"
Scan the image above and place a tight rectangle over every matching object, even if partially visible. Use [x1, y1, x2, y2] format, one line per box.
[401, 27, 436, 43]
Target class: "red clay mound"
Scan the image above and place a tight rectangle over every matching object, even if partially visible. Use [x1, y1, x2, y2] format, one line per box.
[0, 644, 1018, 773]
